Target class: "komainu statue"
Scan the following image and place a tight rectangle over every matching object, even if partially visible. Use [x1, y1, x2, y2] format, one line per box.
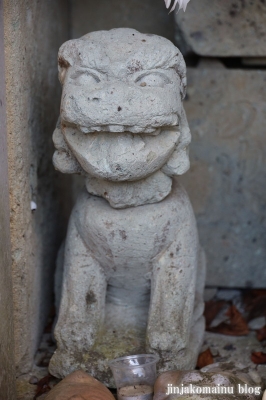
[49, 28, 206, 385]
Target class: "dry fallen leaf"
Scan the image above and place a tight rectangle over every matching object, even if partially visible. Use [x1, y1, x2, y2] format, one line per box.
[196, 348, 214, 369]
[251, 351, 266, 365]
[204, 300, 227, 328]
[256, 326, 266, 342]
[208, 305, 249, 336]
[244, 290, 266, 321]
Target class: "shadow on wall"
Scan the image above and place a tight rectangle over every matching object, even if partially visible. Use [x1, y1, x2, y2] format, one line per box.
[70, 0, 175, 42]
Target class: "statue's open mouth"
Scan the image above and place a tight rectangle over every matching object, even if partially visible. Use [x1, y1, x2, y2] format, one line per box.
[62, 124, 180, 181]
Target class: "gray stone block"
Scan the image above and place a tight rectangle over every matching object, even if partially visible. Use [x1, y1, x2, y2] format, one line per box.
[180, 66, 266, 288]
[175, 0, 266, 57]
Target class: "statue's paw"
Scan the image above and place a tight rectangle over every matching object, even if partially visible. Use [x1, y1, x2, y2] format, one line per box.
[148, 331, 184, 352]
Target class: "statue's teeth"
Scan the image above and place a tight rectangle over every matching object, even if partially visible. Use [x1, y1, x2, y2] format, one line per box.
[79, 126, 90, 133]
[78, 125, 167, 135]
[91, 126, 103, 132]
[108, 125, 125, 133]
[126, 126, 144, 133]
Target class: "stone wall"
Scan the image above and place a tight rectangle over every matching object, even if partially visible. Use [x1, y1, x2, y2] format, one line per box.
[175, 2, 266, 288]
[175, 0, 266, 57]
[3, 0, 71, 375]
[180, 63, 266, 288]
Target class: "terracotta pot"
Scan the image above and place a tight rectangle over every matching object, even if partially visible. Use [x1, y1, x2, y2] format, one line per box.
[45, 370, 115, 400]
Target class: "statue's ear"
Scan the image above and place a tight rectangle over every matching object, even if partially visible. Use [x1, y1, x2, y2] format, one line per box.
[179, 104, 191, 147]
[52, 118, 83, 175]
[58, 39, 80, 84]
[58, 57, 69, 84]
[161, 105, 191, 177]
[171, 50, 187, 100]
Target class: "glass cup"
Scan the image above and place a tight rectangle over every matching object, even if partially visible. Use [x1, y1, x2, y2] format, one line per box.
[109, 354, 159, 400]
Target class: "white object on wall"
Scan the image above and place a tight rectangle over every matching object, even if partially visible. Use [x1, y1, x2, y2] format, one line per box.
[164, 0, 191, 12]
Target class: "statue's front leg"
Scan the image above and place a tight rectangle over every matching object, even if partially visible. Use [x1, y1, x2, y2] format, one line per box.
[146, 195, 204, 370]
[49, 211, 107, 378]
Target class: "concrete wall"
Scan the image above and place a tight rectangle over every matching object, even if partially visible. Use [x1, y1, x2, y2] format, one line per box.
[175, 0, 266, 57]
[0, 1, 16, 398]
[3, 0, 71, 375]
[180, 63, 266, 288]
[174, 2, 266, 288]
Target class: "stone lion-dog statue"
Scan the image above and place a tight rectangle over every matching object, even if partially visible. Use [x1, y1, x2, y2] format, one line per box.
[49, 28, 205, 385]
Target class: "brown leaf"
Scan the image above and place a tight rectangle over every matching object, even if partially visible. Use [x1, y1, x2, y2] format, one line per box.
[243, 289, 266, 321]
[196, 348, 214, 369]
[251, 351, 266, 364]
[34, 375, 52, 399]
[250, 289, 266, 297]
[204, 300, 227, 328]
[256, 326, 266, 342]
[208, 305, 249, 336]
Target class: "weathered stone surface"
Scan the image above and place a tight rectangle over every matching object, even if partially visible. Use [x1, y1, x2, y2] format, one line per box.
[0, 3, 16, 397]
[3, 0, 70, 374]
[154, 362, 262, 400]
[175, 0, 266, 57]
[202, 332, 266, 382]
[50, 182, 205, 384]
[50, 29, 205, 384]
[64, 128, 179, 181]
[85, 171, 172, 208]
[179, 66, 266, 287]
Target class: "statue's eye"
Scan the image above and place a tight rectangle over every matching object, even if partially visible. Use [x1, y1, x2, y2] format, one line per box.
[73, 72, 100, 85]
[136, 73, 171, 88]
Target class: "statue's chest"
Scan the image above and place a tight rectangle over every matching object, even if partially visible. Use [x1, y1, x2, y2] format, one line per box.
[74, 190, 179, 275]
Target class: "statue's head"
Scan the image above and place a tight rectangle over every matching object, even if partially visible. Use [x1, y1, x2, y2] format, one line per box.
[53, 28, 191, 180]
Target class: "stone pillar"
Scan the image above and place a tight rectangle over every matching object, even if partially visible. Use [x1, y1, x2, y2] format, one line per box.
[0, 1, 16, 397]
[3, 0, 70, 375]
